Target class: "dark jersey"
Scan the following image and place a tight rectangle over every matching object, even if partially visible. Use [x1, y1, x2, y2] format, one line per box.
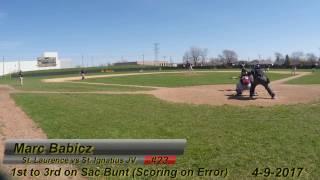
[240, 68, 248, 76]
[250, 68, 265, 79]
[18, 72, 23, 77]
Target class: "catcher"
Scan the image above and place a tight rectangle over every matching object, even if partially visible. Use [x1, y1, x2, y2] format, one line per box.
[236, 65, 253, 96]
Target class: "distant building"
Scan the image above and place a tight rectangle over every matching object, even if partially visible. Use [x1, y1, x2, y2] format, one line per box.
[114, 60, 176, 67]
[137, 60, 170, 67]
[113, 62, 138, 66]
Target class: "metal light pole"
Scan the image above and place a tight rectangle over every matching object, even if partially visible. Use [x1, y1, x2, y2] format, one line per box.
[2, 56, 4, 78]
[142, 54, 145, 66]
[154, 43, 159, 61]
[81, 55, 84, 67]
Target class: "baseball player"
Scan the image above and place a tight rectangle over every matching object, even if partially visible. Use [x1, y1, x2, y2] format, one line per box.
[249, 64, 275, 99]
[18, 70, 23, 86]
[80, 69, 86, 80]
[236, 65, 253, 96]
[291, 65, 297, 76]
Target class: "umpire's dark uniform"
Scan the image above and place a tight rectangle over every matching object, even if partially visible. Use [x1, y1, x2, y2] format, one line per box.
[249, 65, 275, 99]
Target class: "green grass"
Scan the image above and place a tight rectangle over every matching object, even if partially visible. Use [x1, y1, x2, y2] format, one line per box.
[84, 72, 291, 87]
[0, 76, 152, 92]
[6, 65, 160, 77]
[268, 69, 312, 72]
[12, 93, 320, 179]
[287, 72, 320, 84]
[0, 71, 291, 92]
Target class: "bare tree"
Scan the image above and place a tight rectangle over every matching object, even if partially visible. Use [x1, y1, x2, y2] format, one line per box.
[274, 52, 285, 65]
[190, 47, 201, 66]
[219, 50, 238, 65]
[306, 53, 317, 64]
[200, 48, 208, 66]
[259, 58, 273, 65]
[182, 51, 190, 64]
[184, 47, 207, 66]
[209, 57, 223, 66]
[291, 51, 304, 65]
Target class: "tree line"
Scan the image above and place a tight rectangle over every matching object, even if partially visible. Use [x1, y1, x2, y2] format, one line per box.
[183, 47, 320, 68]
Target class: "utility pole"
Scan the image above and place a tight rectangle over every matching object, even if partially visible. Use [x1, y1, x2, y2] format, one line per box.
[2, 56, 4, 78]
[154, 43, 159, 61]
[81, 55, 84, 68]
[86, 55, 88, 67]
[142, 54, 145, 66]
[18, 57, 21, 71]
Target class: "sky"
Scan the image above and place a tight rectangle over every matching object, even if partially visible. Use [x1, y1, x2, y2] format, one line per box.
[0, 0, 320, 64]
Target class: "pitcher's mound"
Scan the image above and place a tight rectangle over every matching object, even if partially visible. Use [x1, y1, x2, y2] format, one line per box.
[151, 84, 320, 106]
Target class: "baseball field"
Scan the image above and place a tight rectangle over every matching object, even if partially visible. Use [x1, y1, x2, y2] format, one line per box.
[0, 69, 319, 179]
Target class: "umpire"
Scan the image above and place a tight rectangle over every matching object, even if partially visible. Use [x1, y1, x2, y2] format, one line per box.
[249, 64, 275, 99]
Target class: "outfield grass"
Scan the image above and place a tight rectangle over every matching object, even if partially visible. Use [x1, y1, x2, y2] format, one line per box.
[0, 75, 152, 92]
[0, 71, 291, 91]
[84, 72, 291, 87]
[12, 93, 320, 179]
[287, 72, 320, 84]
